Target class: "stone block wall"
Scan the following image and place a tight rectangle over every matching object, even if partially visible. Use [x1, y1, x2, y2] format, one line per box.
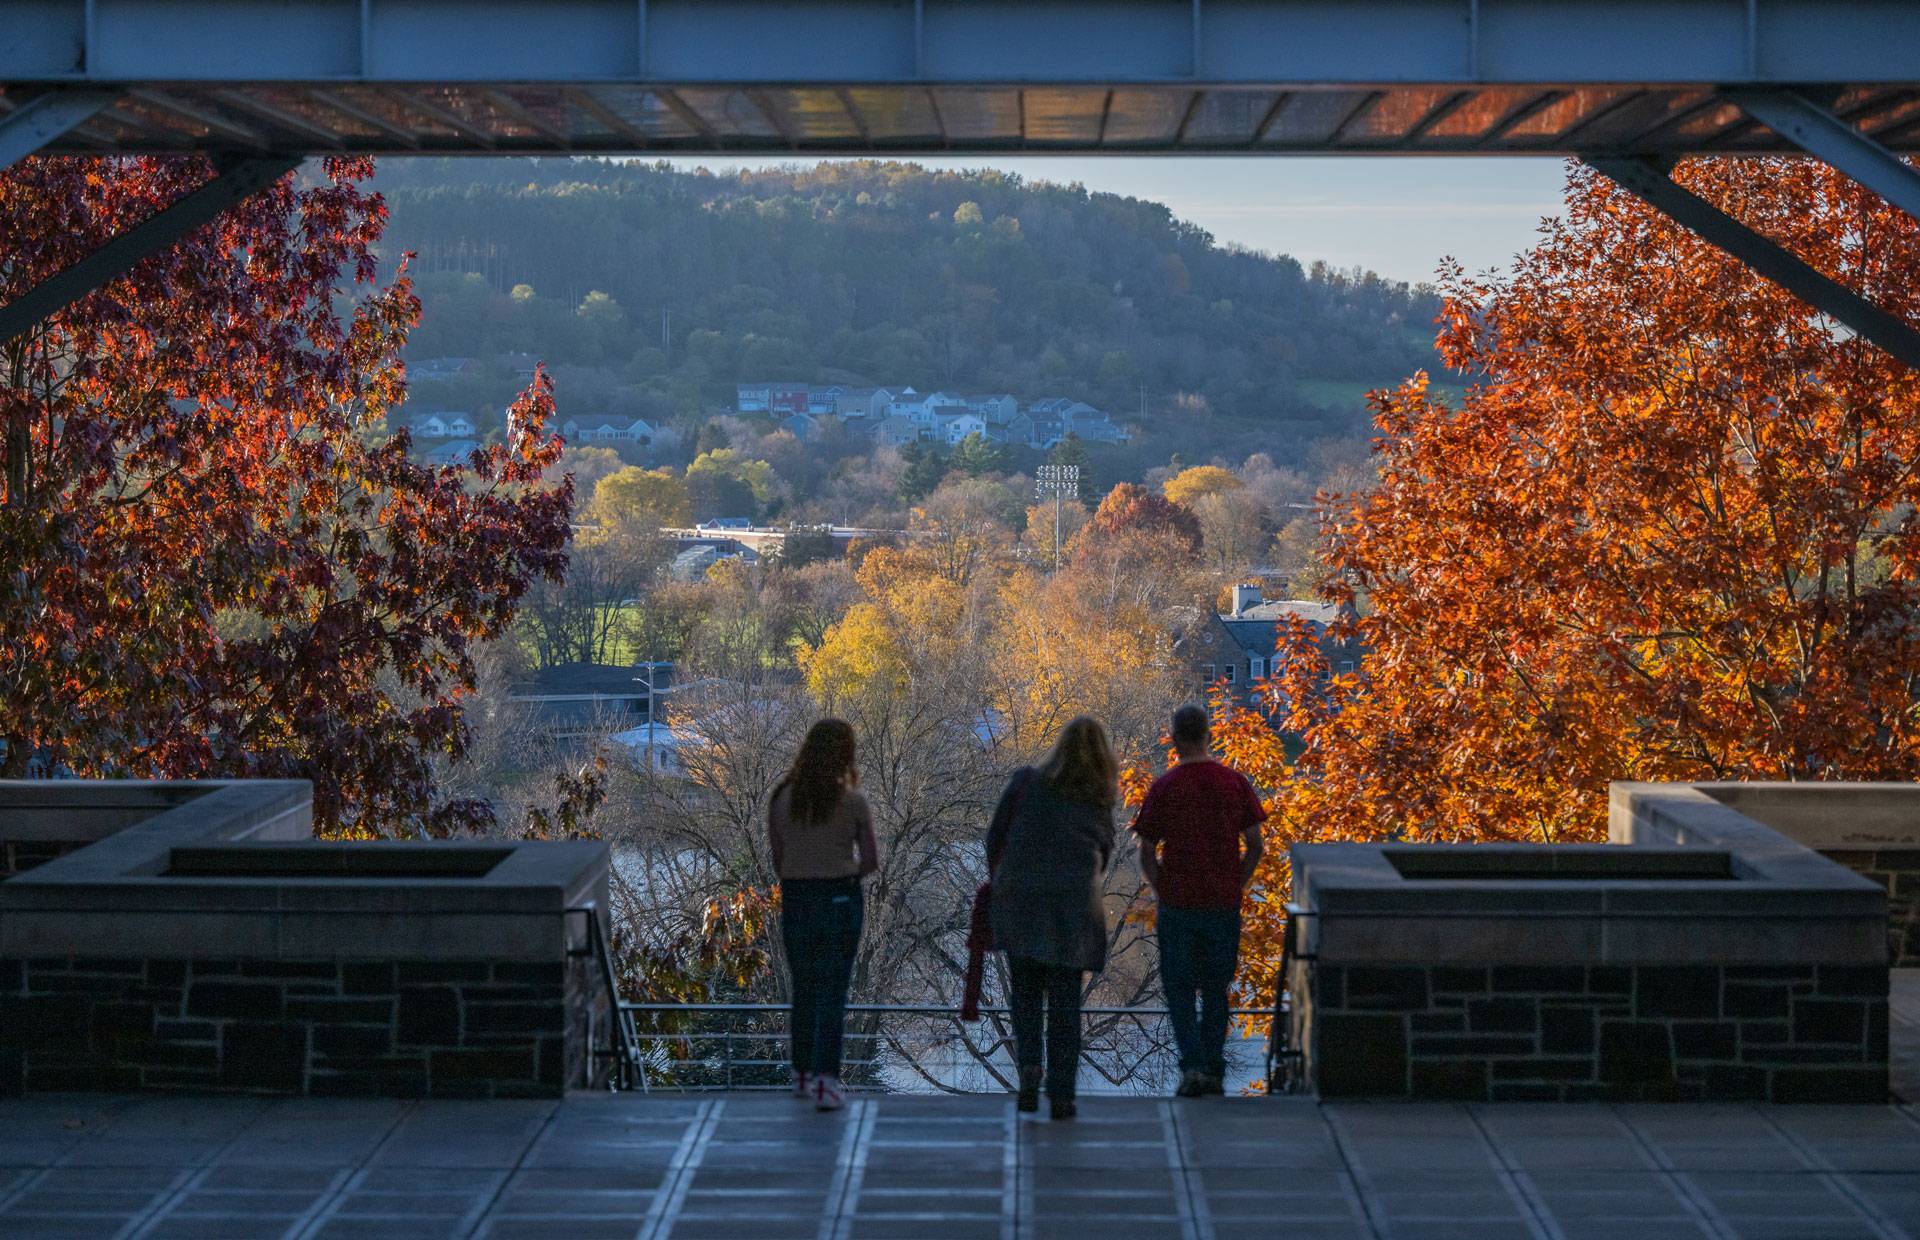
[0, 955, 610, 1098]
[1300, 962, 1888, 1103]
[1818, 848, 1920, 967]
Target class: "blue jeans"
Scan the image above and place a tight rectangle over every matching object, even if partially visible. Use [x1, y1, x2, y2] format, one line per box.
[781, 878, 863, 1077]
[1158, 906, 1241, 1077]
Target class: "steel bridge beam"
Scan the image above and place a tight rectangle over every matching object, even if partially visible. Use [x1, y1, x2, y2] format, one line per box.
[7, 0, 1920, 87]
[1581, 155, 1920, 372]
[0, 89, 118, 170]
[0, 156, 302, 343]
[1726, 89, 1920, 222]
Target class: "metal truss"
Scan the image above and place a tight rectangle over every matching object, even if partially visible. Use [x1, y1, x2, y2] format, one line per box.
[1580, 155, 1920, 372]
[1578, 91, 1920, 372]
[2, 2, 1920, 158]
[0, 155, 301, 343]
[7, 0, 1920, 91]
[0, 89, 119, 167]
[1725, 88, 1920, 225]
[2, 4, 1920, 361]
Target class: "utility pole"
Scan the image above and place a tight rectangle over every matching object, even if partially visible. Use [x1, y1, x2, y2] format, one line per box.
[1035, 463, 1080, 571]
[633, 660, 671, 773]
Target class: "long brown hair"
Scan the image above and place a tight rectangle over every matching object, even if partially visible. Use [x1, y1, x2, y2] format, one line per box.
[779, 718, 859, 825]
[1035, 716, 1118, 810]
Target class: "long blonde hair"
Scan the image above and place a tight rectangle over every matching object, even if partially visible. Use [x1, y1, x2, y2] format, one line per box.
[1035, 716, 1118, 810]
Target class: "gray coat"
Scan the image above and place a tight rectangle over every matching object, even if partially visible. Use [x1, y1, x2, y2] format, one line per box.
[986, 768, 1115, 972]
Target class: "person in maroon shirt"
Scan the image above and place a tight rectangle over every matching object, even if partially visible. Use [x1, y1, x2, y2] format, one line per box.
[1132, 704, 1266, 1097]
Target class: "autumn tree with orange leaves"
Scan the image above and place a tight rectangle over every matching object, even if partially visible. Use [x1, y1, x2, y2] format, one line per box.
[0, 156, 572, 834]
[1215, 157, 1920, 1005]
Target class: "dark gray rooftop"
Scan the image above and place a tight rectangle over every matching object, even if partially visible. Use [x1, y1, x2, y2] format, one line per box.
[520, 664, 656, 699]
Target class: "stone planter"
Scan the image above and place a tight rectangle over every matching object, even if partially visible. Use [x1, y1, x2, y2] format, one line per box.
[0, 780, 612, 1098]
[1288, 782, 1889, 1102]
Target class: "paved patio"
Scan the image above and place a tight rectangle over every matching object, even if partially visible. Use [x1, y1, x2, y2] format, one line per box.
[0, 974, 1909, 1239]
[5, 1090, 1920, 1240]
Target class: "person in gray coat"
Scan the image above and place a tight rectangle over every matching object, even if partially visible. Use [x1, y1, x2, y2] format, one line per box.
[986, 716, 1117, 1119]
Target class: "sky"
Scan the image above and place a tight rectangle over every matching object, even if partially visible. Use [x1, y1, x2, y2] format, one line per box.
[660, 155, 1572, 287]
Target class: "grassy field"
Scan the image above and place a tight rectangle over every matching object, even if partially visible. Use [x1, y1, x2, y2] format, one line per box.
[1294, 378, 1469, 415]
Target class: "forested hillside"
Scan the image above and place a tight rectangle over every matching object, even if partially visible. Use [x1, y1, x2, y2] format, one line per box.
[372, 158, 1449, 460]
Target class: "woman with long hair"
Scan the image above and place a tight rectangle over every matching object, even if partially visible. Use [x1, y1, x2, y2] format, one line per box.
[985, 716, 1117, 1119]
[768, 718, 879, 1111]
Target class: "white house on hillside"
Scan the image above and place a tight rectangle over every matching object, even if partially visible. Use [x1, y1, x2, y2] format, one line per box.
[936, 412, 988, 445]
[561, 417, 662, 446]
[404, 412, 475, 440]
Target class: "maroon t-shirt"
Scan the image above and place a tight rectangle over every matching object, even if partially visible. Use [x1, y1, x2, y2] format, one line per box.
[1131, 759, 1266, 910]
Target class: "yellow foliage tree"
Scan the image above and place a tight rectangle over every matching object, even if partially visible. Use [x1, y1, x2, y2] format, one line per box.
[1163, 464, 1242, 508]
[589, 466, 692, 529]
[795, 602, 911, 702]
[686, 448, 775, 502]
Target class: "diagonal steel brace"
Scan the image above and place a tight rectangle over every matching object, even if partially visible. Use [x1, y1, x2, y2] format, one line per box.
[0, 89, 120, 170]
[0, 154, 303, 343]
[1581, 154, 1920, 372]
[1724, 88, 1920, 223]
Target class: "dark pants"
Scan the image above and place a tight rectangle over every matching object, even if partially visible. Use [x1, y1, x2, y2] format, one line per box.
[1158, 906, 1241, 1078]
[1008, 955, 1084, 1100]
[781, 877, 863, 1077]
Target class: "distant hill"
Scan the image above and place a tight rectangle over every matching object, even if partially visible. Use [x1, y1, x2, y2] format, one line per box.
[371, 158, 1450, 456]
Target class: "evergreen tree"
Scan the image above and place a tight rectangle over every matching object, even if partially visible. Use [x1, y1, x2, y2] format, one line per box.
[950, 432, 1006, 478]
[898, 439, 949, 504]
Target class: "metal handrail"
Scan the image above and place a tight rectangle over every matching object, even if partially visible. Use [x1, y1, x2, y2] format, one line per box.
[569, 904, 644, 1092]
[1265, 903, 1312, 1094]
[621, 1002, 1267, 1016]
[615, 999, 1272, 1094]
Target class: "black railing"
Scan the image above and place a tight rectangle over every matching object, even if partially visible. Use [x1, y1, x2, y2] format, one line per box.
[1264, 902, 1311, 1095]
[614, 1000, 1269, 1094]
[569, 904, 645, 1091]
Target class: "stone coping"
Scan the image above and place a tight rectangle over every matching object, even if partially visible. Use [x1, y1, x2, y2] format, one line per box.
[1679, 781, 1920, 851]
[1292, 784, 1887, 965]
[0, 781, 610, 961]
[0, 780, 223, 843]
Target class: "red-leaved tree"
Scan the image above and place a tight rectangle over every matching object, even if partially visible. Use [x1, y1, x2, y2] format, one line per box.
[0, 156, 572, 834]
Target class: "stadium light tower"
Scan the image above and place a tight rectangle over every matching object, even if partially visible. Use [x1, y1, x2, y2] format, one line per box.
[1035, 463, 1081, 570]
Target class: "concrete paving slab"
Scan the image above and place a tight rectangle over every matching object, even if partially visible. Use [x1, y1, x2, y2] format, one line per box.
[56, 1097, 270, 1167]
[216, 1099, 410, 1168]
[1762, 1108, 1920, 1172]
[1835, 1172, 1920, 1230]
[1472, 1104, 1663, 1171]
[166, 1188, 330, 1215]
[3, 1220, 150, 1240]
[1549, 1224, 1712, 1240]
[147, 1218, 307, 1240]
[310, 1222, 467, 1240]
[478, 1220, 647, 1240]
[9, 1093, 1920, 1238]
[366, 1101, 556, 1169]
[0, 1097, 130, 1167]
[1617, 1104, 1815, 1172]
[845, 1222, 1003, 1240]
[665, 1219, 820, 1238]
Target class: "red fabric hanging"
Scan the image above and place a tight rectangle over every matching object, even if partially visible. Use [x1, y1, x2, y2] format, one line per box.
[960, 881, 994, 1021]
